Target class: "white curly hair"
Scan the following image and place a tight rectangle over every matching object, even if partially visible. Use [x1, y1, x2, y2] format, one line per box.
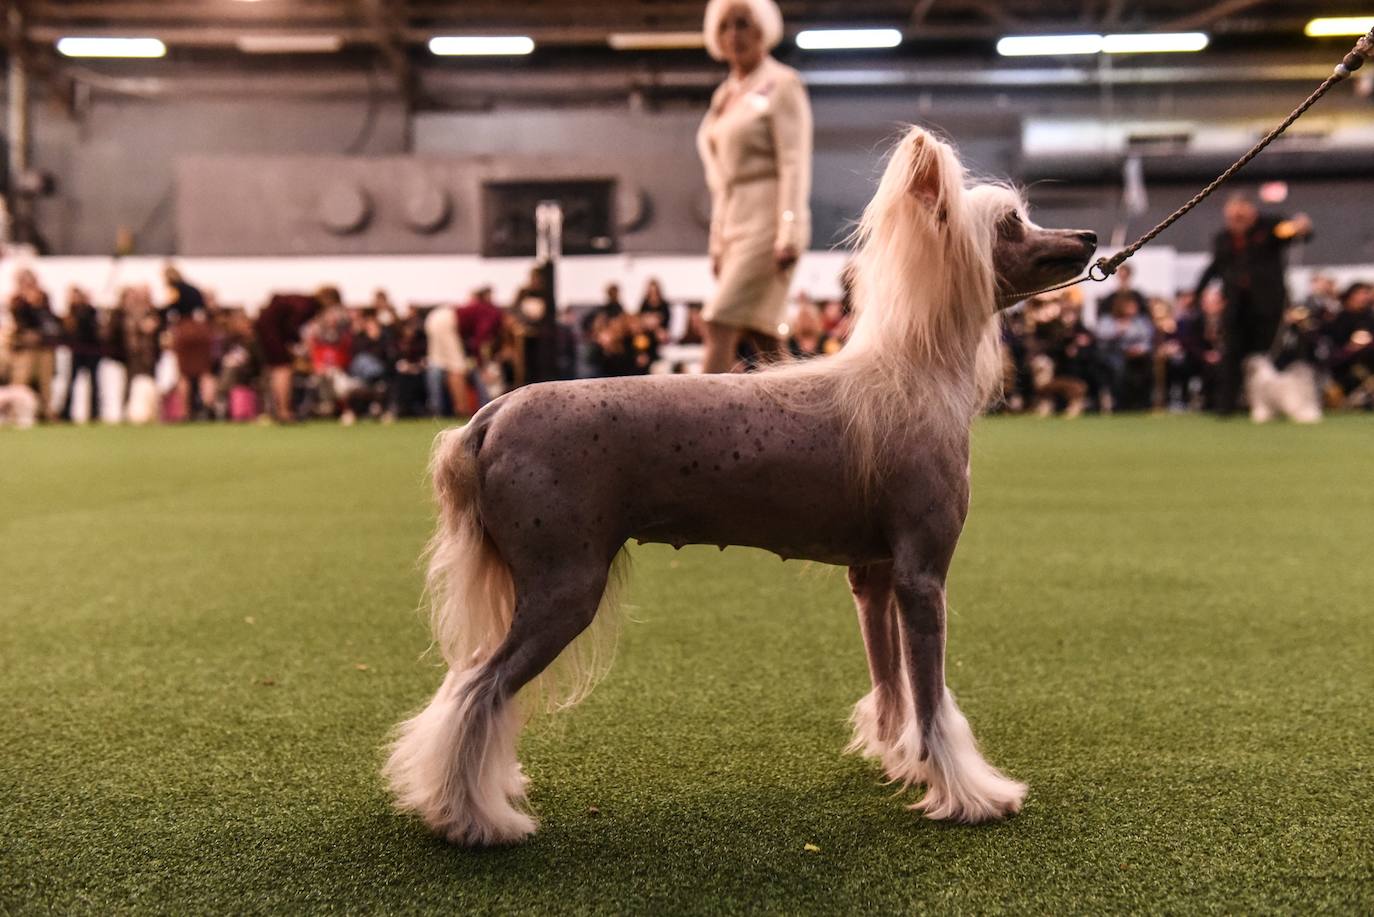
[702, 0, 784, 61]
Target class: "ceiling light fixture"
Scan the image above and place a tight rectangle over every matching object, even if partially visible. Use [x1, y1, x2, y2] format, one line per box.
[608, 32, 706, 51]
[795, 28, 903, 51]
[429, 36, 535, 56]
[236, 34, 344, 54]
[1304, 16, 1374, 37]
[996, 34, 1103, 56]
[997, 32, 1209, 57]
[1103, 32, 1209, 53]
[56, 37, 167, 58]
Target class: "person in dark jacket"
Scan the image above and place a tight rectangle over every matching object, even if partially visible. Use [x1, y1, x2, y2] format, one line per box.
[343, 308, 398, 423]
[59, 286, 104, 422]
[1323, 282, 1374, 407]
[1193, 194, 1312, 415]
[1176, 286, 1227, 410]
[1096, 264, 1147, 327]
[1095, 294, 1155, 412]
[391, 310, 429, 417]
[163, 265, 206, 324]
[1028, 296, 1094, 416]
[638, 279, 673, 337]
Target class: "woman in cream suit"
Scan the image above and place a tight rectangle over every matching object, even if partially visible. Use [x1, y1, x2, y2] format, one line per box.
[697, 0, 813, 372]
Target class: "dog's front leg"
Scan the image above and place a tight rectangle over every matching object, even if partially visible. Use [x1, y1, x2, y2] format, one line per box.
[889, 556, 1026, 824]
[844, 563, 907, 763]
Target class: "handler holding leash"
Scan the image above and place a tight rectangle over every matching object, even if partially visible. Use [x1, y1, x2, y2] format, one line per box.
[1193, 195, 1312, 416]
[696, 0, 812, 373]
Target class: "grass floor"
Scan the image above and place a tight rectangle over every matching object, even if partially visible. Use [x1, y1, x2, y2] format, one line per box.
[2, 415, 1372, 914]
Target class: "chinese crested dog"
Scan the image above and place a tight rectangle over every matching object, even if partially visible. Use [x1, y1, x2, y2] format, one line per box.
[385, 126, 1097, 845]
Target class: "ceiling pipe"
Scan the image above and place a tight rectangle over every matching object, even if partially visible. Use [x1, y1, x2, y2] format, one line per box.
[54, 56, 1343, 101]
[7, 4, 33, 245]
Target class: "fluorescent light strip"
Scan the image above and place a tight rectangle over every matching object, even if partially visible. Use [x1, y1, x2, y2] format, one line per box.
[1103, 32, 1209, 53]
[996, 34, 1102, 56]
[997, 32, 1209, 57]
[429, 35, 534, 56]
[1305, 16, 1374, 37]
[795, 28, 903, 51]
[56, 37, 167, 58]
[608, 31, 705, 50]
[236, 34, 344, 54]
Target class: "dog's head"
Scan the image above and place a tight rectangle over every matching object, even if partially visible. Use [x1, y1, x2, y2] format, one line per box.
[874, 127, 1097, 309]
[984, 204, 1097, 308]
[846, 127, 1098, 415]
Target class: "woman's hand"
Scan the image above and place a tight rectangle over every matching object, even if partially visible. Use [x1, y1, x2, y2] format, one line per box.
[711, 256, 722, 279]
[774, 244, 799, 272]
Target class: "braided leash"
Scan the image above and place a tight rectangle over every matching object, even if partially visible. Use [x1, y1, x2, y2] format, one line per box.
[1001, 26, 1374, 304]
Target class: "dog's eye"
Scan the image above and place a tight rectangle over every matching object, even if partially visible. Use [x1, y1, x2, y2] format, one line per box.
[997, 212, 1024, 240]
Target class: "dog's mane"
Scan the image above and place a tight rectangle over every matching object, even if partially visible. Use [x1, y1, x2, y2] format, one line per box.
[759, 126, 1020, 494]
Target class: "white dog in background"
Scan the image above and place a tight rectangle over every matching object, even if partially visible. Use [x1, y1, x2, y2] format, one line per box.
[0, 384, 39, 429]
[1245, 355, 1321, 424]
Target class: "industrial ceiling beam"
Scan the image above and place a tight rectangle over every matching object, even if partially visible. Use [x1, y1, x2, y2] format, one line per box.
[358, 0, 413, 89]
[23, 17, 1322, 50]
[1156, 0, 1270, 34]
[27, 1, 358, 24]
[909, 0, 938, 29]
[26, 24, 379, 46]
[358, 0, 418, 147]
[51, 53, 1340, 104]
[964, 1, 1027, 29]
[1100, 0, 1128, 29]
[19, 0, 1324, 49]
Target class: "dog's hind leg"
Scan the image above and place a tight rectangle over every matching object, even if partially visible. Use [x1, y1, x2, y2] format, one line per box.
[889, 559, 1026, 823]
[845, 563, 908, 766]
[388, 562, 614, 847]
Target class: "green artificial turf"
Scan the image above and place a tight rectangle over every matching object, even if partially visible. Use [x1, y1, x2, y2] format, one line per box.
[2, 416, 1372, 914]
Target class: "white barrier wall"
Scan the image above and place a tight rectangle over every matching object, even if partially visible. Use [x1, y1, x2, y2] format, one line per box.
[1, 248, 1368, 316]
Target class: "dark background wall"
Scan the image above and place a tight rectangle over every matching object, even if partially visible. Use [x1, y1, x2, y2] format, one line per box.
[26, 76, 1374, 263]
[31, 96, 410, 255]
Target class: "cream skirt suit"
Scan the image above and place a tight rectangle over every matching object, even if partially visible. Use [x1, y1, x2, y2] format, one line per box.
[696, 55, 813, 336]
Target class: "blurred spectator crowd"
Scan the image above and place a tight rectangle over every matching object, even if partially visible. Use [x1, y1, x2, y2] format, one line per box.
[0, 264, 852, 428]
[1, 260, 1371, 429]
[1000, 265, 1374, 419]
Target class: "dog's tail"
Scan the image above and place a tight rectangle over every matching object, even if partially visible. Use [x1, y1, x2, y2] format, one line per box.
[423, 424, 517, 674]
[384, 424, 625, 839]
[421, 423, 626, 709]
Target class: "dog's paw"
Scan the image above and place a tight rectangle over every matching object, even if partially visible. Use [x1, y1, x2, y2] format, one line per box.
[434, 805, 538, 847]
[846, 688, 909, 765]
[912, 774, 1026, 824]
[844, 690, 891, 761]
[501, 761, 530, 799]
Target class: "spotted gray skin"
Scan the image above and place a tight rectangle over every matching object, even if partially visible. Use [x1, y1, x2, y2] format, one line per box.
[458, 223, 1095, 755]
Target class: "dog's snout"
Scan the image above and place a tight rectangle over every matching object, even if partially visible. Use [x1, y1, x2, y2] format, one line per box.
[1075, 230, 1098, 250]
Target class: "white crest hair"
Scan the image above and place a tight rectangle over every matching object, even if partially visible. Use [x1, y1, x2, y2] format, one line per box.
[702, 0, 784, 61]
[760, 125, 1020, 492]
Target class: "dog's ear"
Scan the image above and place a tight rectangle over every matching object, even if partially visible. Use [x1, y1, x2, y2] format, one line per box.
[907, 132, 943, 206]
